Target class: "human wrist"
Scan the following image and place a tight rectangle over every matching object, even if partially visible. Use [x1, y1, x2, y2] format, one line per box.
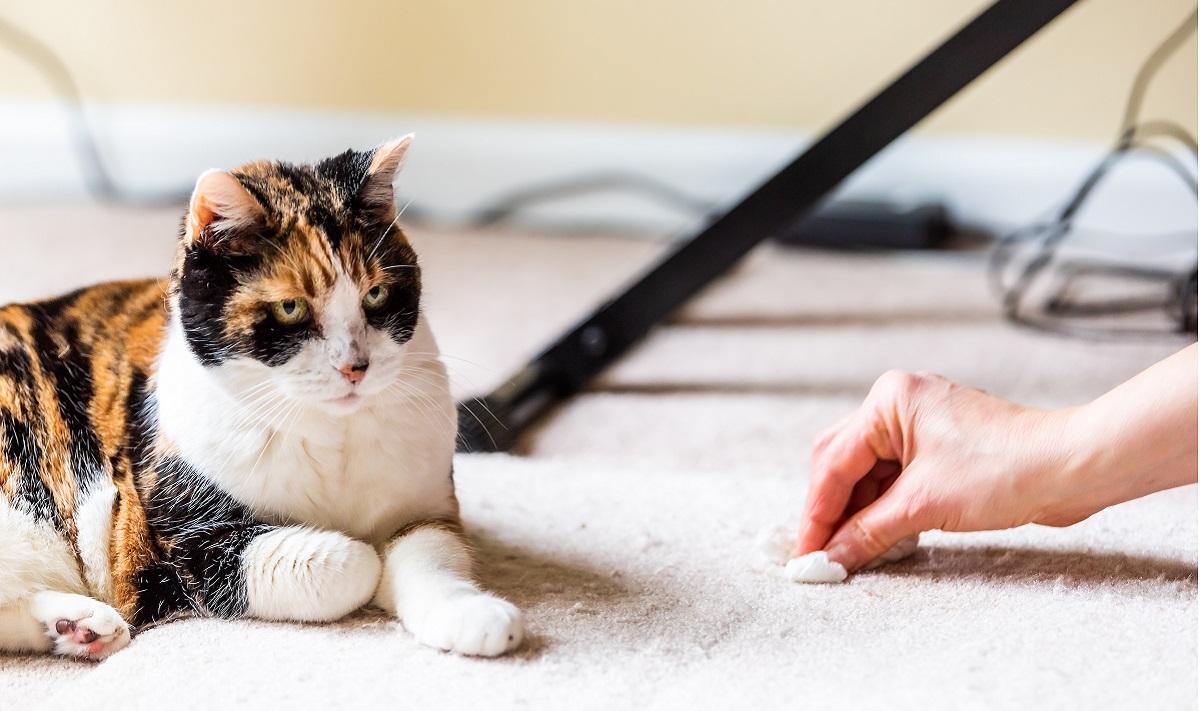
[1022, 405, 1096, 526]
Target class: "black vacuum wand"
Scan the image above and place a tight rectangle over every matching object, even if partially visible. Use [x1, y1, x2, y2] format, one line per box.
[457, 0, 1081, 453]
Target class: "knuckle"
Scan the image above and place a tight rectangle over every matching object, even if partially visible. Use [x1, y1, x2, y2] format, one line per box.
[915, 370, 956, 399]
[812, 446, 843, 475]
[810, 433, 834, 460]
[813, 425, 837, 448]
[874, 369, 921, 397]
[823, 457, 862, 485]
[849, 516, 889, 555]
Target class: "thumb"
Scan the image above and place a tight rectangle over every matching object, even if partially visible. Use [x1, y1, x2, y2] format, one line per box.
[823, 484, 921, 573]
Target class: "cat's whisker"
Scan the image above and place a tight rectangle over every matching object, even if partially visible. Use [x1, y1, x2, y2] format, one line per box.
[217, 396, 281, 437]
[402, 351, 496, 394]
[386, 377, 456, 422]
[384, 383, 457, 434]
[387, 374, 489, 441]
[209, 392, 295, 477]
[222, 389, 288, 433]
[395, 370, 503, 439]
[244, 400, 301, 482]
[368, 198, 413, 263]
[402, 377, 501, 441]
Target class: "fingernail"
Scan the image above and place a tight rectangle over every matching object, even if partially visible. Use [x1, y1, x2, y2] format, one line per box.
[824, 543, 855, 571]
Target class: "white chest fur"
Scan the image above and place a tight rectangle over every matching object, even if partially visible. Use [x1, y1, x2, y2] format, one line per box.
[155, 317, 458, 544]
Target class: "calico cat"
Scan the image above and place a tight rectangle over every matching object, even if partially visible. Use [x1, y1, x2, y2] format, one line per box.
[0, 137, 524, 659]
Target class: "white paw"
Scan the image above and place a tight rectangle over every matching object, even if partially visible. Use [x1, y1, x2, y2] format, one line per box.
[31, 592, 130, 661]
[243, 528, 382, 622]
[409, 592, 524, 657]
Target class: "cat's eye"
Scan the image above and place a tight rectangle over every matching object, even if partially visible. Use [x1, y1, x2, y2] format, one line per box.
[271, 298, 310, 325]
[363, 284, 390, 310]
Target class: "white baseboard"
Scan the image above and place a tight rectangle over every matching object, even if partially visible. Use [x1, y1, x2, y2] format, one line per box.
[1, 100, 1194, 248]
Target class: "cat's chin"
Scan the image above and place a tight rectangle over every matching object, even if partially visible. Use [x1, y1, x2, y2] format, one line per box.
[277, 389, 377, 417]
[319, 392, 368, 416]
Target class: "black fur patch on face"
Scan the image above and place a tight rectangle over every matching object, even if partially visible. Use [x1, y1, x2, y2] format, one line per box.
[176, 249, 263, 367]
[276, 162, 345, 248]
[178, 240, 317, 369]
[316, 149, 376, 244]
[246, 305, 319, 368]
[363, 241, 422, 345]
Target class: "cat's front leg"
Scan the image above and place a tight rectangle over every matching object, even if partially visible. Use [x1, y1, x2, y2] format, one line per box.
[374, 520, 523, 657]
[238, 526, 382, 622]
[145, 460, 381, 624]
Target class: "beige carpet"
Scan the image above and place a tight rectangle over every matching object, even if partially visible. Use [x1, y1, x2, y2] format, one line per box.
[0, 205, 1195, 710]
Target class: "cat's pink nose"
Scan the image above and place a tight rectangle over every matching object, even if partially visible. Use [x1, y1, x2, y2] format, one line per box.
[338, 360, 370, 384]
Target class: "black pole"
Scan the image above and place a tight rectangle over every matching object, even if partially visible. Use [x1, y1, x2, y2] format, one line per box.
[458, 0, 1081, 452]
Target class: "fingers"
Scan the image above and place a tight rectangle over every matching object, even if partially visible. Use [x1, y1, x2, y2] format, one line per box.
[795, 516, 838, 557]
[797, 370, 929, 556]
[848, 461, 901, 516]
[823, 483, 922, 572]
[796, 411, 891, 555]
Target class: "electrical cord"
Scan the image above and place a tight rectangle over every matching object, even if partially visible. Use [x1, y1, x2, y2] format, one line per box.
[989, 130, 1197, 339]
[988, 7, 1199, 340]
[468, 170, 715, 227]
[1118, 9, 1200, 137]
[0, 15, 190, 205]
[0, 12, 716, 225]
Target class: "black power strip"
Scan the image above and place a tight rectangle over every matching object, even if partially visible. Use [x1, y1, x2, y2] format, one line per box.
[775, 200, 953, 251]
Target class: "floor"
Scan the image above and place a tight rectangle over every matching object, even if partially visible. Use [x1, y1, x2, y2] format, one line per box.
[0, 205, 1195, 710]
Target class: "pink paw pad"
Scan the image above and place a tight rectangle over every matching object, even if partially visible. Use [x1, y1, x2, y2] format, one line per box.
[55, 619, 122, 657]
[56, 619, 100, 645]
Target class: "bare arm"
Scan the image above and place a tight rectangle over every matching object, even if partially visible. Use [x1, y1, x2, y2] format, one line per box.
[1052, 345, 1197, 524]
[797, 345, 1197, 572]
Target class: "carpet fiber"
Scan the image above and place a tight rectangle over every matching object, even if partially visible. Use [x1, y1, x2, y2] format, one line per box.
[0, 206, 1195, 709]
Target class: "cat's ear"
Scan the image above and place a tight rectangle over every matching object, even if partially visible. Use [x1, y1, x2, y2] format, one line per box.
[185, 169, 264, 252]
[357, 135, 412, 215]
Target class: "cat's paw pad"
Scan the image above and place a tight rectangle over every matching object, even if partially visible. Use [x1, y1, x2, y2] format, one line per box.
[47, 603, 130, 661]
[411, 593, 524, 657]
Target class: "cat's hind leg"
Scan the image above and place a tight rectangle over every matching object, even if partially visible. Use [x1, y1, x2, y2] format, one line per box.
[0, 592, 130, 661]
[0, 499, 128, 660]
[374, 520, 524, 657]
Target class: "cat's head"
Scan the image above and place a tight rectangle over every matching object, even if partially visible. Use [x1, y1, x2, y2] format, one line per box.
[171, 137, 421, 414]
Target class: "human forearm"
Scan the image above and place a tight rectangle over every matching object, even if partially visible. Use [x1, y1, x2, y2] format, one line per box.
[1045, 345, 1198, 524]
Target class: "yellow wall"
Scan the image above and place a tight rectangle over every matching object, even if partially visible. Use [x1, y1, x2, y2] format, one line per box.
[1, 0, 1195, 141]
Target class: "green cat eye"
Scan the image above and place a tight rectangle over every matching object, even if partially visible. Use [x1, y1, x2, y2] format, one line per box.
[363, 284, 390, 310]
[272, 298, 310, 325]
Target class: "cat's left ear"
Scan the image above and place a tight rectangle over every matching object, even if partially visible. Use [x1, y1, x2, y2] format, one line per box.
[357, 135, 413, 216]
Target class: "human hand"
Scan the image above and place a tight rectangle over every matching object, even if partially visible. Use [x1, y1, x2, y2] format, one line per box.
[796, 370, 1081, 572]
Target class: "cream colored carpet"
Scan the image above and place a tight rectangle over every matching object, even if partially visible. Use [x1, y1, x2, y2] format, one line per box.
[0, 205, 1195, 710]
